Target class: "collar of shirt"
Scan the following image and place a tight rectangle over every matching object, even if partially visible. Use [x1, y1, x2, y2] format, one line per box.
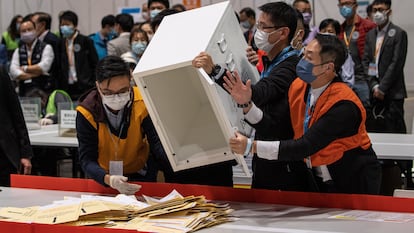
[309, 82, 330, 106]
[376, 21, 390, 35]
[38, 30, 49, 42]
[26, 39, 39, 51]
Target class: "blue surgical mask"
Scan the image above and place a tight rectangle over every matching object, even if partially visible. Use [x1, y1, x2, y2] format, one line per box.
[16, 23, 21, 32]
[340, 6, 353, 19]
[296, 59, 317, 84]
[60, 25, 74, 38]
[150, 9, 162, 19]
[296, 59, 330, 84]
[240, 21, 251, 29]
[108, 28, 117, 39]
[131, 41, 147, 55]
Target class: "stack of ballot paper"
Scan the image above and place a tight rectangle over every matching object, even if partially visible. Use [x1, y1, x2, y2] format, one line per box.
[0, 190, 235, 233]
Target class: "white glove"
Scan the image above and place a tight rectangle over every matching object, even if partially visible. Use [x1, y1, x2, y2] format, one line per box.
[109, 175, 141, 195]
[39, 118, 53, 126]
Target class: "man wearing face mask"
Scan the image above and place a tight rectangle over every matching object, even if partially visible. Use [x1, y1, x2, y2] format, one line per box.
[148, 0, 169, 21]
[76, 56, 168, 194]
[193, 2, 311, 191]
[292, 0, 316, 46]
[362, 0, 411, 194]
[107, 14, 134, 57]
[337, 0, 376, 111]
[59, 10, 98, 100]
[90, 15, 116, 60]
[228, 34, 381, 194]
[9, 19, 54, 96]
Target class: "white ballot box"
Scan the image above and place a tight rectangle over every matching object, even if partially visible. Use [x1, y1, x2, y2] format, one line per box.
[133, 1, 259, 175]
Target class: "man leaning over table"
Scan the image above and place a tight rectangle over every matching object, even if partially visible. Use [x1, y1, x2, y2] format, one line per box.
[76, 56, 169, 194]
[227, 34, 381, 194]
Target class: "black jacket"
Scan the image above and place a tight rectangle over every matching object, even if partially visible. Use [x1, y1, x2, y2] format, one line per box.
[59, 32, 98, 99]
[0, 65, 33, 169]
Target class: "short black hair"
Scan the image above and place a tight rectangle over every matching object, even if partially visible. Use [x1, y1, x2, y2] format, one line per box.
[319, 18, 341, 36]
[150, 9, 179, 32]
[314, 33, 346, 73]
[293, 0, 310, 6]
[259, 2, 298, 42]
[33, 12, 52, 30]
[366, 4, 373, 15]
[101, 15, 116, 28]
[96, 56, 131, 82]
[115, 14, 134, 32]
[20, 19, 36, 30]
[60, 10, 78, 26]
[240, 7, 256, 19]
[148, 0, 170, 9]
[372, 0, 391, 8]
[172, 3, 186, 12]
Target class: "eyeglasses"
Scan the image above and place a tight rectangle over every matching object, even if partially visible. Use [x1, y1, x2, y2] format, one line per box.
[255, 23, 283, 31]
[337, 1, 356, 7]
[372, 7, 389, 13]
[99, 86, 130, 96]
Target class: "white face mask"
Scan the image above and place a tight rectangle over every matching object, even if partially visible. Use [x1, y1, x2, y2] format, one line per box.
[373, 11, 388, 25]
[254, 28, 282, 53]
[101, 91, 131, 111]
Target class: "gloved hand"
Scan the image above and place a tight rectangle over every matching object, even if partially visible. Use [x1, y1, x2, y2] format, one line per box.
[109, 175, 141, 195]
[39, 118, 53, 126]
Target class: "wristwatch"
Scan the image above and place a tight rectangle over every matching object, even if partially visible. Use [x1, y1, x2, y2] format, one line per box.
[210, 64, 222, 77]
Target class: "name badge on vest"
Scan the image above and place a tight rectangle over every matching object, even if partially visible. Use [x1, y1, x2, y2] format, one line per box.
[109, 160, 123, 176]
[368, 62, 378, 76]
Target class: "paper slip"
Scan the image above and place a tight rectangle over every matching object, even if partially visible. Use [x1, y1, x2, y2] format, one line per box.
[34, 203, 81, 224]
[330, 210, 414, 223]
[0, 206, 38, 222]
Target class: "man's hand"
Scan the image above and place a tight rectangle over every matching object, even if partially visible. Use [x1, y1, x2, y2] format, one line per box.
[20, 158, 32, 175]
[223, 70, 252, 105]
[109, 175, 141, 195]
[192, 52, 215, 75]
[39, 118, 54, 126]
[246, 46, 258, 65]
[373, 87, 385, 101]
[229, 131, 248, 155]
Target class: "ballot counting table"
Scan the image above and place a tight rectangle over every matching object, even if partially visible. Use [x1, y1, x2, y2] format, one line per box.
[28, 125, 414, 160]
[28, 124, 78, 148]
[1, 175, 414, 233]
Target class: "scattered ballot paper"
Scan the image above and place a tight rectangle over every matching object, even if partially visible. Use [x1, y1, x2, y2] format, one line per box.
[0, 190, 234, 232]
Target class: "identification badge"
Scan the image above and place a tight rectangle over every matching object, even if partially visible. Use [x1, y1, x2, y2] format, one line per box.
[368, 62, 378, 76]
[109, 160, 123, 176]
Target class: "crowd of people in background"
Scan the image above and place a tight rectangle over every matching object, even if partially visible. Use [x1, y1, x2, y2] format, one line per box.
[0, 0, 411, 196]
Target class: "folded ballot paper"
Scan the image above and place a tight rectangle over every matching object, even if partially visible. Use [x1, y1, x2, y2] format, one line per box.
[0, 190, 235, 233]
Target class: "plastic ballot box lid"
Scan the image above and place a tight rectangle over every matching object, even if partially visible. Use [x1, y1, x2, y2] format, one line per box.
[133, 1, 258, 175]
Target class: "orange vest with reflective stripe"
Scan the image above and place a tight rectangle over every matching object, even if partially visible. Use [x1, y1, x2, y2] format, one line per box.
[288, 78, 371, 167]
[76, 87, 149, 174]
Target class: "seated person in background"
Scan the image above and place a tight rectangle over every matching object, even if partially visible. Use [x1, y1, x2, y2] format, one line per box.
[76, 56, 168, 194]
[40, 89, 73, 125]
[227, 34, 381, 194]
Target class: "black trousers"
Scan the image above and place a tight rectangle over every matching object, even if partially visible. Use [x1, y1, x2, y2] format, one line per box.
[0, 149, 18, 187]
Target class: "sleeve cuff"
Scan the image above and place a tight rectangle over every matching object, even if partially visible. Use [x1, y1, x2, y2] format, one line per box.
[244, 102, 263, 124]
[256, 140, 280, 160]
